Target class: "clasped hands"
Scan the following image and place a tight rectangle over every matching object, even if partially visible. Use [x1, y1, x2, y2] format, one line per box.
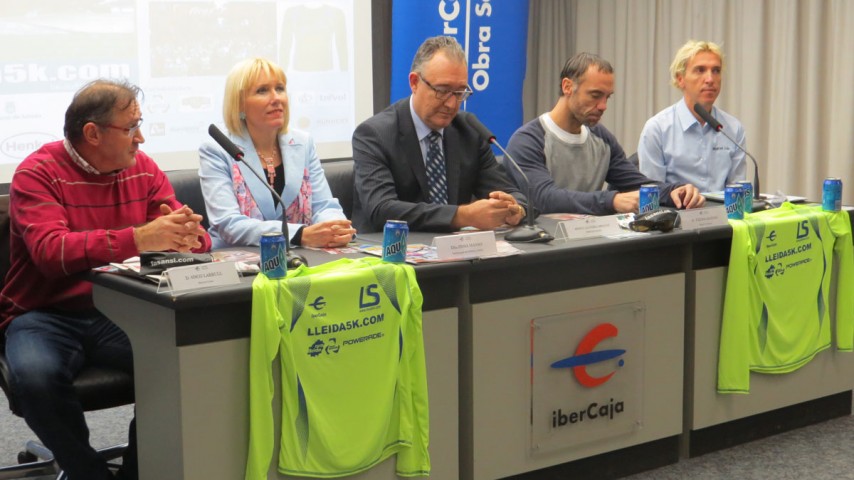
[133, 204, 207, 252]
[452, 191, 525, 230]
[300, 220, 356, 248]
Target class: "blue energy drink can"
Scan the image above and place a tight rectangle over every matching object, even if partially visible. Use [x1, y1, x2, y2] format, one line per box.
[260, 232, 287, 278]
[736, 180, 753, 213]
[382, 220, 408, 263]
[639, 184, 660, 214]
[822, 177, 842, 212]
[725, 184, 745, 220]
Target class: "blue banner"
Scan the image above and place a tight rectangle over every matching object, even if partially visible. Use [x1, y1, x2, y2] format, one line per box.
[391, 0, 529, 146]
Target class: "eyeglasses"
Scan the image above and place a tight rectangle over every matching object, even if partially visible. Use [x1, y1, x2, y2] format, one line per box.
[418, 74, 473, 103]
[100, 118, 144, 138]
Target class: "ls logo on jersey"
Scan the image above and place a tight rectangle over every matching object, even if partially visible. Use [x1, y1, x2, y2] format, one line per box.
[359, 284, 380, 308]
[796, 220, 810, 240]
[551, 323, 626, 388]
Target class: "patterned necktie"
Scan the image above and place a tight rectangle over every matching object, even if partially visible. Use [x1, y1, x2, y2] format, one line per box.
[425, 131, 448, 204]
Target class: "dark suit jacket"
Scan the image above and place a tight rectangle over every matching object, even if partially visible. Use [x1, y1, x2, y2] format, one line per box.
[351, 97, 525, 233]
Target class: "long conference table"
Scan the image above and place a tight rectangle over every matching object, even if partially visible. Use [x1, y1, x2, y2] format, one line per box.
[90, 212, 854, 480]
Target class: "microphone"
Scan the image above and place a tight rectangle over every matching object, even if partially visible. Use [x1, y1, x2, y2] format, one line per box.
[207, 124, 306, 269]
[692, 103, 723, 132]
[693, 103, 763, 209]
[463, 113, 553, 243]
[208, 124, 244, 161]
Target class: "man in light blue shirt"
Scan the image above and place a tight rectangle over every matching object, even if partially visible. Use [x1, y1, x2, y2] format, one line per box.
[638, 40, 746, 193]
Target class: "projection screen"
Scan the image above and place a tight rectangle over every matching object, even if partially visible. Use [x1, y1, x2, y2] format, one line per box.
[0, 0, 373, 184]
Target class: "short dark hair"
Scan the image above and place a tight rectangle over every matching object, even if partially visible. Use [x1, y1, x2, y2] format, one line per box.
[559, 53, 614, 96]
[410, 35, 466, 74]
[64, 79, 142, 143]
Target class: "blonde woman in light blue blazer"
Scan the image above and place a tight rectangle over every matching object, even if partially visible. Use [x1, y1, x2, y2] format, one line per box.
[199, 57, 355, 249]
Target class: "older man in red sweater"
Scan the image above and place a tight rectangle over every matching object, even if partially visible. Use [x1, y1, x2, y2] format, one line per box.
[0, 79, 211, 480]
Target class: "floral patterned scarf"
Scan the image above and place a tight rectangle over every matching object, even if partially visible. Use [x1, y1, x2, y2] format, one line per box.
[232, 164, 312, 225]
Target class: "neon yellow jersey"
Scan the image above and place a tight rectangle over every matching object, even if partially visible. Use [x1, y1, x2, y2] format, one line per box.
[246, 257, 429, 478]
[718, 203, 854, 393]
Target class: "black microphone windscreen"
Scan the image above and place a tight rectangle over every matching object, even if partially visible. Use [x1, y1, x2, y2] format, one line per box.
[463, 112, 496, 143]
[208, 124, 244, 161]
[693, 103, 723, 131]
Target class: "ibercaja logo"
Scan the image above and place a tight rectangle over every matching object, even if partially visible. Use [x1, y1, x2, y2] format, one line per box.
[550, 323, 625, 388]
[547, 322, 628, 430]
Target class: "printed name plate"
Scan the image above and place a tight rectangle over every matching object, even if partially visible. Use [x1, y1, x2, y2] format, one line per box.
[433, 231, 497, 260]
[678, 206, 729, 230]
[555, 215, 623, 240]
[166, 261, 241, 294]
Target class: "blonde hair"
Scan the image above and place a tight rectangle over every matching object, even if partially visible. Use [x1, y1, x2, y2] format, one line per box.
[223, 57, 289, 135]
[670, 40, 724, 88]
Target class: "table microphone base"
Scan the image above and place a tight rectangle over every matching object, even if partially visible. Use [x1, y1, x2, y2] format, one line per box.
[505, 224, 554, 243]
[750, 199, 768, 212]
[286, 251, 308, 269]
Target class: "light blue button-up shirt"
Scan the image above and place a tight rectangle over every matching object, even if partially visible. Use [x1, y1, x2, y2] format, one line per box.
[637, 99, 746, 193]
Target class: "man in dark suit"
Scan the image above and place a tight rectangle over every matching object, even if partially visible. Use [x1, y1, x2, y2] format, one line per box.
[352, 35, 526, 233]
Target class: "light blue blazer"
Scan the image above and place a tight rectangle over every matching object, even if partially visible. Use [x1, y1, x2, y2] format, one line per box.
[198, 129, 346, 248]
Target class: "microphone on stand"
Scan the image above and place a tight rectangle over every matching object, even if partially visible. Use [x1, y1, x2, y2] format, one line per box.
[693, 103, 765, 211]
[208, 124, 307, 269]
[463, 113, 553, 243]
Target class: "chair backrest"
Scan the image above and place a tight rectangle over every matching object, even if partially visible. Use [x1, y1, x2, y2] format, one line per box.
[165, 169, 209, 230]
[323, 160, 355, 219]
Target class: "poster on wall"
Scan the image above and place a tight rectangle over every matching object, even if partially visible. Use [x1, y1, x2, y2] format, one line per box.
[390, 0, 529, 148]
[0, 0, 372, 182]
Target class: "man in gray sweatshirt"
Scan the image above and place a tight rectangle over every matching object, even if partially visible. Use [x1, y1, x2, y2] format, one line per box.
[505, 52, 704, 215]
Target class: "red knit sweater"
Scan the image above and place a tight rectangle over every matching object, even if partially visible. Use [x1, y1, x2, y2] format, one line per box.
[0, 141, 211, 329]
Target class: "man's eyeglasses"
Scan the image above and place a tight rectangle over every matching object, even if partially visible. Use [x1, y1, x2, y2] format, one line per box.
[419, 74, 472, 103]
[100, 118, 144, 138]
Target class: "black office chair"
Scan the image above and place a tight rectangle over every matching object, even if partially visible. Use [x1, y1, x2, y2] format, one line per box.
[166, 169, 209, 230]
[0, 194, 135, 479]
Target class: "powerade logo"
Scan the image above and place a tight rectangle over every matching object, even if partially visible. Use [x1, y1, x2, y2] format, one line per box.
[550, 323, 625, 388]
[325, 338, 339, 355]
